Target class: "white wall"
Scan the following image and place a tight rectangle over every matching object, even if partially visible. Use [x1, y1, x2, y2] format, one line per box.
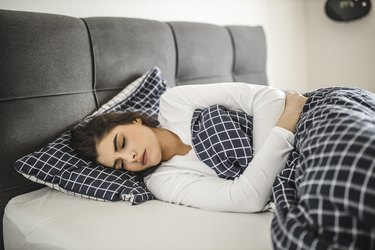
[306, 0, 375, 92]
[1, 0, 373, 92]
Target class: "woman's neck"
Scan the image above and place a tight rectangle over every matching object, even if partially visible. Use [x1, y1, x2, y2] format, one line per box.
[152, 127, 191, 161]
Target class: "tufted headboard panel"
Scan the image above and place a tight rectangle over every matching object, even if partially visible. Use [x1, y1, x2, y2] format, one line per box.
[0, 9, 267, 249]
[83, 17, 177, 105]
[82, 17, 267, 105]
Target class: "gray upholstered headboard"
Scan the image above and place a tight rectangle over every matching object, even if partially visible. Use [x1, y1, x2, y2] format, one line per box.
[0, 9, 267, 249]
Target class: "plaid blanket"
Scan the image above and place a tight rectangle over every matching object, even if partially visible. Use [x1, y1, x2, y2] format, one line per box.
[191, 104, 254, 180]
[271, 87, 375, 250]
[190, 87, 375, 249]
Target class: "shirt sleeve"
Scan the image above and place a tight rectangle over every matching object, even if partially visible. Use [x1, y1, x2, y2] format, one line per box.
[146, 126, 294, 212]
[148, 82, 295, 212]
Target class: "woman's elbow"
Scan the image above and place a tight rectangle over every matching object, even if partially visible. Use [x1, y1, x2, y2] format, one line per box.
[232, 188, 270, 213]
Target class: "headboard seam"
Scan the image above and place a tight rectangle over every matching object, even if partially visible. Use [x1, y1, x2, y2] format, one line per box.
[0, 90, 95, 103]
[80, 18, 99, 109]
[225, 26, 236, 82]
[166, 22, 180, 85]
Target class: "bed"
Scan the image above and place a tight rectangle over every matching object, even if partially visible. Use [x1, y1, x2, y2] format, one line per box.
[3, 9, 374, 250]
[0, 9, 272, 250]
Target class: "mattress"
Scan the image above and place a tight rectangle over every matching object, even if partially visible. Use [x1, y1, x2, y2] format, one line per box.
[3, 187, 273, 250]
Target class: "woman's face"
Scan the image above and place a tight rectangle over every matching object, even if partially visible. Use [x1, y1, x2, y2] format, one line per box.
[96, 118, 162, 172]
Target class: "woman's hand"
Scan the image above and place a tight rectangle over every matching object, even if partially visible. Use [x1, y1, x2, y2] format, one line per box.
[276, 91, 308, 133]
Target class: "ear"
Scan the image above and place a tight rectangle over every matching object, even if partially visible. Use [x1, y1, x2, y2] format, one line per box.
[133, 117, 143, 125]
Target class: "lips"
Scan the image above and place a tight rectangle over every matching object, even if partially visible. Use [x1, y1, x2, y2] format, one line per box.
[141, 150, 147, 165]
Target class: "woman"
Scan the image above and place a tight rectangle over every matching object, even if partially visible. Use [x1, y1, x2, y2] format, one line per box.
[71, 82, 307, 213]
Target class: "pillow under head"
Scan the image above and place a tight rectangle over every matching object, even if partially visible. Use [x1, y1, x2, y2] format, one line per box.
[15, 66, 167, 204]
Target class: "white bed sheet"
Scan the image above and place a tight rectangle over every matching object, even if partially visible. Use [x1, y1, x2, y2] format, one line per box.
[3, 187, 273, 250]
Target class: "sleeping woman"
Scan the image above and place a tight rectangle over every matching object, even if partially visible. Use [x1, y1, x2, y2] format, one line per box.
[71, 82, 307, 213]
[71, 82, 375, 249]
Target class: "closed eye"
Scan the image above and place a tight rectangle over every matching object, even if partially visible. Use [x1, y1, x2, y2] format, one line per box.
[112, 134, 126, 169]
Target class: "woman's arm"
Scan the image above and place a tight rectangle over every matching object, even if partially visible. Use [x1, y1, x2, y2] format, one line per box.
[151, 82, 307, 212]
[146, 126, 294, 212]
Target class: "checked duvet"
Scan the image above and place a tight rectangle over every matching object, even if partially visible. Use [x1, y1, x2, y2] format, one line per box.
[190, 86, 375, 250]
[271, 87, 375, 250]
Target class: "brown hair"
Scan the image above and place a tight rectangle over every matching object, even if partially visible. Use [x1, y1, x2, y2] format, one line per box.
[70, 112, 159, 164]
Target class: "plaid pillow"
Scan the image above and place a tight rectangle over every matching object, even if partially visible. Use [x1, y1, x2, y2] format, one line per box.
[15, 66, 167, 204]
[191, 104, 254, 180]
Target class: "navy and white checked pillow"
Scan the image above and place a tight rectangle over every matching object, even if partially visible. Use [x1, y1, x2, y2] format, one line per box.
[191, 104, 254, 180]
[271, 87, 375, 250]
[15, 66, 167, 204]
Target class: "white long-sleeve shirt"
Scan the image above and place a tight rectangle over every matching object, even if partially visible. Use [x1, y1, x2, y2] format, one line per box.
[144, 82, 295, 213]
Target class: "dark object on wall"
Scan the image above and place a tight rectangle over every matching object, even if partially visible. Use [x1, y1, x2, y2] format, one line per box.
[325, 0, 371, 21]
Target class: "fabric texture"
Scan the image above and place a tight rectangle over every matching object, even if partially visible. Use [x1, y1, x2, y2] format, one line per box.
[271, 87, 375, 250]
[191, 104, 254, 180]
[14, 66, 167, 204]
